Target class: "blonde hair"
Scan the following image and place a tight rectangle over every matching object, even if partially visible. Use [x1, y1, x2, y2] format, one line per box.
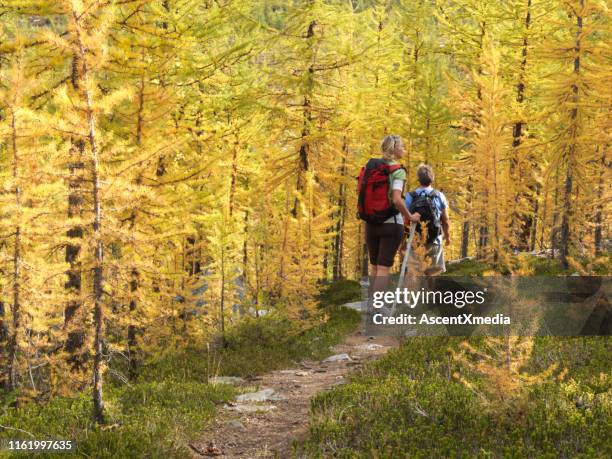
[381, 134, 403, 161]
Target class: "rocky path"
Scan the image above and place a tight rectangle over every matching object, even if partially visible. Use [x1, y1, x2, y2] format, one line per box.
[191, 329, 398, 458]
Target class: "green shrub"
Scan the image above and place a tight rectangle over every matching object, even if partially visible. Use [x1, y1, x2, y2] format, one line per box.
[444, 259, 489, 276]
[0, 281, 361, 458]
[0, 381, 235, 459]
[302, 336, 612, 458]
[317, 279, 362, 307]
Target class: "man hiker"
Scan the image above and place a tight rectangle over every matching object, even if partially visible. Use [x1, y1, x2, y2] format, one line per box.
[357, 135, 420, 295]
[404, 163, 450, 276]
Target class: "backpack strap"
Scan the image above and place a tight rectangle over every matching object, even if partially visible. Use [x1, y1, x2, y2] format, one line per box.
[358, 159, 393, 209]
[365, 158, 386, 170]
[387, 164, 404, 174]
[358, 163, 376, 209]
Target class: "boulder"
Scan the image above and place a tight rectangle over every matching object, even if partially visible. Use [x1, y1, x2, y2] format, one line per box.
[356, 343, 384, 351]
[227, 404, 277, 413]
[322, 353, 352, 363]
[236, 388, 285, 402]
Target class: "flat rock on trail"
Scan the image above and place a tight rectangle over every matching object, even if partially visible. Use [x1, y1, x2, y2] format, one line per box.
[192, 331, 398, 458]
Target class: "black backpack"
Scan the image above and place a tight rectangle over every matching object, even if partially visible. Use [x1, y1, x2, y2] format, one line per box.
[408, 189, 442, 244]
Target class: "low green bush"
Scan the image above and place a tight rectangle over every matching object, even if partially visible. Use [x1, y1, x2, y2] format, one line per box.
[444, 259, 489, 276]
[139, 307, 360, 380]
[0, 282, 361, 458]
[302, 337, 612, 458]
[0, 382, 235, 459]
[317, 279, 362, 307]
[445, 253, 612, 277]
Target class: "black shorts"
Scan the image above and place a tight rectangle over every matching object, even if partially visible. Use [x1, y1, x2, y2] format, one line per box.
[366, 223, 405, 267]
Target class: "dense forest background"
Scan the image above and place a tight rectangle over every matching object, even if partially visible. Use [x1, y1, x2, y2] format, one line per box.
[0, 0, 609, 427]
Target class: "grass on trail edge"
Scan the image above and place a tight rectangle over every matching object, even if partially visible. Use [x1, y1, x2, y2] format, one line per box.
[0, 281, 361, 459]
[301, 336, 611, 458]
[300, 257, 612, 458]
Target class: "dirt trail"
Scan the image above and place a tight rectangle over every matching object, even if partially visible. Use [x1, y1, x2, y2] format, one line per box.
[192, 329, 398, 458]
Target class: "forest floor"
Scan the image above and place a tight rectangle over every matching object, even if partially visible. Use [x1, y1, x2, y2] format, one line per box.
[192, 327, 398, 458]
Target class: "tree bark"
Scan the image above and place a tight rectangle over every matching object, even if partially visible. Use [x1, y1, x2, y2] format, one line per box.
[71, 9, 105, 423]
[560, 2, 583, 269]
[529, 183, 541, 252]
[333, 146, 348, 281]
[64, 52, 87, 371]
[127, 269, 139, 380]
[229, 130, 239, 217]
[220, 245, 226, 337]
[550, 169, 560, 259]
[292, 20, 316, 217]
[8, 103, 21, 391]
[510, 0, 532, 251]
[460, 181, 473, 258]
[0, 300, 7, 389]
[594, 146, 607, 256]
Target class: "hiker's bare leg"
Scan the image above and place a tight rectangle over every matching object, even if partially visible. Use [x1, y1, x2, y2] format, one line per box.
[371, 265, 391, 295]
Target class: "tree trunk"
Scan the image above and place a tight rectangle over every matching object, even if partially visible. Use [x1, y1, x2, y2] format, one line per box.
[0, 301, 7, 346]
[127, 269, 139, 380]
[127, 67, 146, 381]
[594, 146, 607, 256]
[8, 105, 21, 391]
[242, 209, 249, 291]
[529, 183, 541, 252]
[65, 52, 87, 371]
[220, 245, 226, 337]
[229, 131, 239, 217]
[478, 223, 489, 259]
[460, 221, 470, 258]
[0, 300, 7, 389]
[510, 0, 532, 251]
[292, 20, 316, 217]
[461, 181, 473, 258]
[539, 184, 548, 252]
[560, 3, 583, 269]
[72, 9, 105, 423]
[333, 142, 348, 281]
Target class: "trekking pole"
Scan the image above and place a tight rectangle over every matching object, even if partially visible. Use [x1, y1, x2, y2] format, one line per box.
[391, 222, 417, 313]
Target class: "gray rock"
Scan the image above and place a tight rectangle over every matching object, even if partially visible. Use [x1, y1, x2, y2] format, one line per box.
[343, 301, 365, 311]
[227, 404, 277, 413]
[209, 376, 245, 385]
[236, 388, 285, 402]
[356, 343, 384, 351]
[322, 353, 353, 363]
[227, 420, 245, 429]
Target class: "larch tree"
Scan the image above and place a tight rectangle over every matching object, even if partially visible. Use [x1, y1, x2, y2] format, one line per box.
[540, 0, 609, 267]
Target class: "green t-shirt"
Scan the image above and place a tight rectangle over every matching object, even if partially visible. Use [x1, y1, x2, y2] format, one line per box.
[384, 159, 406, 224]
[386, 160, 406, 203]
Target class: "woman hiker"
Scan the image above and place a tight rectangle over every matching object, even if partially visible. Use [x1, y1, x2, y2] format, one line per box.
[357, 134, 421, 295]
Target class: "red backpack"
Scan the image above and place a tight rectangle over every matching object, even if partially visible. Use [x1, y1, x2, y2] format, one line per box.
[357, 158, 405, 224]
